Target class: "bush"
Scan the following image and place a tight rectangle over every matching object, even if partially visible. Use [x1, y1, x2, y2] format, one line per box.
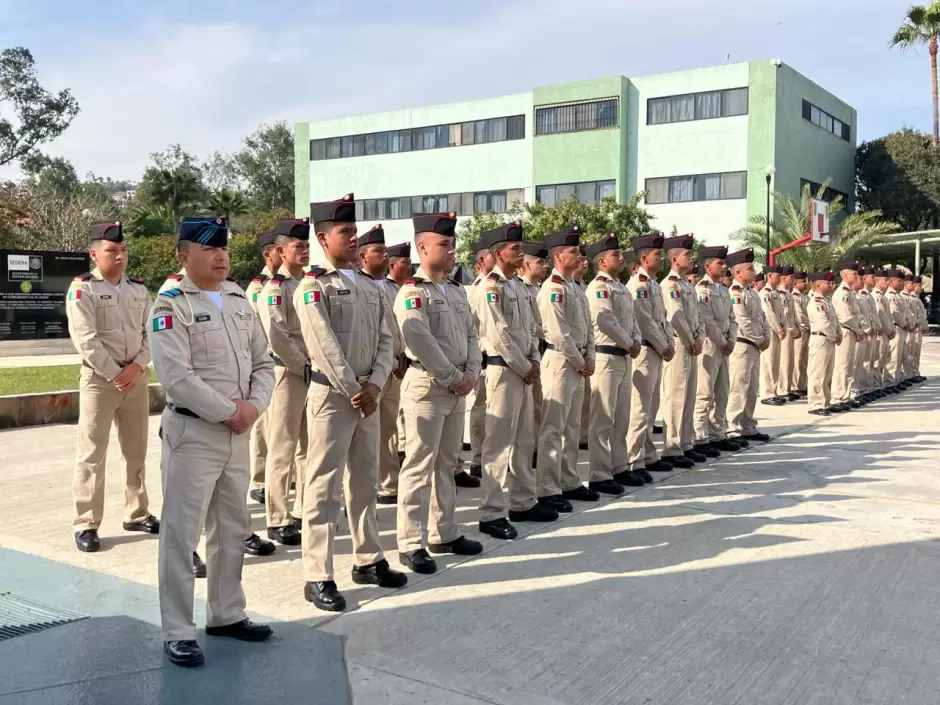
[127, 235, 178, 293]
[228, 233, 263, 287]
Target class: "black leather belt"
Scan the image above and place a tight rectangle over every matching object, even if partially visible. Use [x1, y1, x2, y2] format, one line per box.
[537, 339, 548, 356]
[486, 356, 509, 367]
[407, 358, 466, 374]
[641, 340, 655, 347]
[811, 332, 828, 337]
[83, 361, 127, 370]
[308, 370, 372, 387]
[541, 342, 586, 354]
[595, 345, 627, 357]
[271, 354, 285, 367]
[482, 351, 488, 369]
[168, 403, 200, 419]
[736, 337, 759, 350]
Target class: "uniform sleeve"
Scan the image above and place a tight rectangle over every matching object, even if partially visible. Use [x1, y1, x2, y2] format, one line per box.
[66, 281, 124, 381]
[628, 280, 670, 355]
[131, 287, 152, 369]
[834, 289, 861, 334]
[294, 277, 360, 399]
[460, 288, 483, 383]
[148, 297, 238, 423]
[479, 282, 531, 378]
[394, 285, 461, 388]
[588, 283, 634, 349]
[784, 294, 799, 334]
[794, 293, 810, 330]
[583, 292, 595, 361]
[697, 284, 724, 348]
[246, 309, 276, 415]
[258, 280, 307, 377]
[369, 294, 393, 391]
[877, 297, 893, 334]
[726, 299, 739, 346]
[761, 291, 782, 334]
[539, 284, 585, 370]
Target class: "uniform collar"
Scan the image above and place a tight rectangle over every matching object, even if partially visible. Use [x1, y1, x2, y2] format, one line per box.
[595, 271, 614, 282]
[639, 266, 657, 279]
[261, 264, 273, 277]
[550, 267, 570, 283]
[90, 267, 128, 286]
[490, 265, 510, 282]
[521, 274, 539, 286]
[277, 263, 304, 280]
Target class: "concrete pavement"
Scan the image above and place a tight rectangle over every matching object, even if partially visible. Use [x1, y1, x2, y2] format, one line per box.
[0, 339, 938, 704]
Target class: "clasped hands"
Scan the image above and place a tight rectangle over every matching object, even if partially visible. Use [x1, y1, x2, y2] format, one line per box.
[225, 399, 259, 435]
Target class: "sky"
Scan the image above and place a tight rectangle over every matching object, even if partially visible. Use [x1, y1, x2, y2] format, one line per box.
[0, 0, 932, 181]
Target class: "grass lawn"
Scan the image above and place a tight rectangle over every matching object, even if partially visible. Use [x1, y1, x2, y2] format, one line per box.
[0, 365, 159, 396]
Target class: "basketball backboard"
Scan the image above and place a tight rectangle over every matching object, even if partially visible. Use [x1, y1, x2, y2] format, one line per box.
[810, 199, 830, 244]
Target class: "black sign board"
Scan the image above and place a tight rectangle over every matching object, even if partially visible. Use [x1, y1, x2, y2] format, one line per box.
[0, 249, 90, 341]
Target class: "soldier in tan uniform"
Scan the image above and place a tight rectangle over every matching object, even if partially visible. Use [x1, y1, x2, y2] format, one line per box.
[626, 233, 678, 473]
[477, 223, 556, 540]
[150, 216, 276, 667]
[791, 271, 811, 396]
[520, 241, 549, 464]
[854, 267, 878, 402]
[726, 249, 771, 443]
[805, 271, 842, 415]
[776, 265, 802, 401]
[693, 246, 743, 454]
[394, 214, 484, 573]
[294, 194, 406, 611]
[584, 235, 645, 492]
[903, 275, 923, 383]
[759, 265, 787, 406]
[659, 234, 703, 468]
[885, 269, 910, 392]
[537, 226, 599, 511]
[754, 272, 765, 292]
[871, 269, 895, 395]
[66, 221, 158, 553]
[912, 276, 928, 382]
[575, 249, 592, 451]
[466, 239, 496, 478]
[387, 242, 414, 466]
[257, 218, 312, 545]
[831, 261, 864, 409]
[624, 249, 640, 278]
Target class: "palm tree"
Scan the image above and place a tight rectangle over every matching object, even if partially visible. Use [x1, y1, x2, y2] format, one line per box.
[126, 202, 175, 238]
[148, 168, 202, 234]
[204, 188, 250, 224]
[732, 181, 899, 271]
[891, 4, 940, 146]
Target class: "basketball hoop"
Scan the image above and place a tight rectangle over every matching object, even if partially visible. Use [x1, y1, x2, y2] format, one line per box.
[810, 199, 830, 244]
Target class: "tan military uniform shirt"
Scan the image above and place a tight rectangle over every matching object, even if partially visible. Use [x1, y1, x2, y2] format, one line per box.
[258, 265, 309, 378]
[586, 272, 641, 350]
[857, 288, 877, 335]
[916, 294, 929, 330]
[729, 281, 770, 345]
[901, 291, 919, 331]
[371, 274, 404, 365]
[520, 274, 544, 342]
[697, 274, 737, 349]
[832, 283, 862, 337]
[777, 285, 799, 336]
[478, 266, 540, 378]
[886, 288, 909, 331]
[793, 289, 810, 333]
[538, 269, 593, 371]
[293, 262, 393, 399]
[394, 266, 481, 389]
[148, 277, 275, 422]
[661, 270, 702, 352]
[807, 292, 841, 341]
[872, 288, 893, 336]
[244, 265, 274, 315]
[626, 267, 675, 356]
[760, 285, 784, 335]
[66, 268, 152, 382]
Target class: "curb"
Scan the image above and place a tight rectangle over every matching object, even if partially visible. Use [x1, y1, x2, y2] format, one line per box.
[0, 384, 166, 430]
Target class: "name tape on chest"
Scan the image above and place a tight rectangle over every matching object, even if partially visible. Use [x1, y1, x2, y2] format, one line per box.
[195, 313, 211, 323]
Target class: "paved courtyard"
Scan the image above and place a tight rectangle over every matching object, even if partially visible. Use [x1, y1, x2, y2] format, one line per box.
[1, 339, 939, 704]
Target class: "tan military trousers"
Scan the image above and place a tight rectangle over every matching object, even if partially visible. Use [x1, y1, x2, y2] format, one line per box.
[904, 330, 918, 378]
[759, 335, 780, 399]
[727, 343, 760, 437]
[579, 379, 591, 446]
[662, 344, 697, 456]
[874, 334, 888, 388]
[588, 353, 631, 481]
[627, 345, 663, 470]
[397, 371, 462, 552]
[265, 367, 307, 528]
[807, 335, 834, 411]
[249, 408, 268, 491]
[378, 375, 402, 498]
[694, 341, 729, 444]
[777, 334, 794, 396]
[855, 337, 871, 393]
[158, 412, 249, 641]
[792, 333, 809, 392]
[481, 365, 537, 521]
[831, 334, 857, 403]
[468, 374, 487, 467]
[913, 329, 923, 376]
[302, 383, 384, 582]
[73, 366, 150, 529]
[888, 328, 905, 384]
[537, 350, 585, 495]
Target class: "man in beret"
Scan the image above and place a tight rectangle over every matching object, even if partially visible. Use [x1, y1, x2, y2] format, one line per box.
[854, 267, 878, 402]
[574, 249, 593, 451]
[720, 267, 733, 289]
[726, 249, 771, 443]
[150, 216, 276, 666]
[479, 223, 555, 539]
[693, 246, 742, 454]
[885, 270, 911, 391]
[754, 272, 766, 292]
[831, 261, 864, 409]
[805, 271, 842, 415]
[624, 249, 640, 278]
[387, 241, 414, 466]
[660, 234, 703, 469]
[759, 265, 787, 406]
[295, 194, 406, 611]
[394, 214, 483, 573]
[911, 276, 928, 382]
[520, 241, 549, 458]
[871, 269, 895, 394]
[66, 221, 158, 554]
[465, 238, 497, 478]
[627, 233, 678, 473]
[585, 235, 645, 492]
[902, 274, 923, 383]
[776, 265, 802, 402]
[258, 218, 312, 546]
[791, 271, 811, 397]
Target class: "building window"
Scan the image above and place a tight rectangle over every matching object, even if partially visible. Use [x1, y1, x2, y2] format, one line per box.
[330, 189, 522, 221]
[309, 114, 525, 161]
[644, 171, 747, 204]
[801, 100, 850, 141]
[535, 180, 616, 206]
[534, 97, 620, 136]
[800, 179, 847, 204]
[647, 88, 748, 125]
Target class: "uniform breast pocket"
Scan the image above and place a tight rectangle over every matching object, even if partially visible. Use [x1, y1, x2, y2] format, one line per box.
[95, 298, 121, 331]
[189, 319, 228, 366]
[363, 290, 381, 327]
[503, 296, 518, 328]
[328, 293, 356, 332]
[429, 302, 451, 336]
[233, 316, 254, 355]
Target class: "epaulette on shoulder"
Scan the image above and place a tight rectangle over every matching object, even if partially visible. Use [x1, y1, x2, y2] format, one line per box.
[271, 273, 287, 284]
[486, 272, 500, 282]
[550, 274, 564, 284]
[638, 274, 649, 283]
[167, 273, 183, 282]
[253, 273, 270, 284]
[404, 278, 418, 286]
[128, 275, 145, 285]
[160, 288, 183, 298]
[226, 276, 237, 283]
[696, 279, 708, 286]
[75, 272, 93, 281]
[667, 275, 678, 281]
[304, 267, 327, 278]
[731, 284, 742, 291]
[447, 276, 460, 286]
[471, 279, 480, 286]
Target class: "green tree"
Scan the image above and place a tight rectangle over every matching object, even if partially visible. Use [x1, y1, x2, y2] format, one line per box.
[732, 180, 899, 270]
[202, 151, 241, 192]
[205, 188, 250, 225]
[891, 3, 940, 145]
[232, 122, 294, 211]
[125, 202, 174, 238]
[856, 127, 940, 230]
[227, 233, 263, 287]
[144, 167, 202, 235]
[0, 47, 80, 166]
[126, 235, 178, 293]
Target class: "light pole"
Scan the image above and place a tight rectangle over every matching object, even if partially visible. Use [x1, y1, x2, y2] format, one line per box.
[764, 165, 775, 264]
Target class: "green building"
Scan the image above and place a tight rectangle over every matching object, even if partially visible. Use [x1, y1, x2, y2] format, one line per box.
[295, 59, 856, 256]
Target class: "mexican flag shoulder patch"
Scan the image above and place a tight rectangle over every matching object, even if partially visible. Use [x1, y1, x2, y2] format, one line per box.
[550, 292, 563, 303]
[303, 290, 321, 305]
[405, 296, 422, 310]
[635, 288, 649, 299]
[595, 289, 609, 299]
[267, 293, 282, 306]
[153, 315, 173, 332]
[669, 290, 681, 299]
[486, 291, 500, 304]
[731, 296, 742, 304]
[67, 289, 82, 301]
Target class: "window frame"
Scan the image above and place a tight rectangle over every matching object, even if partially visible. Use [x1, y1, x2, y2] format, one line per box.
[646, 87, 749, 126]
[347, 189, 521, 220]
[643, 171, 748, 205]
[535, 179, 617, 206]
[534, 97, 620, 136]
[801, 99, 851, 142]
